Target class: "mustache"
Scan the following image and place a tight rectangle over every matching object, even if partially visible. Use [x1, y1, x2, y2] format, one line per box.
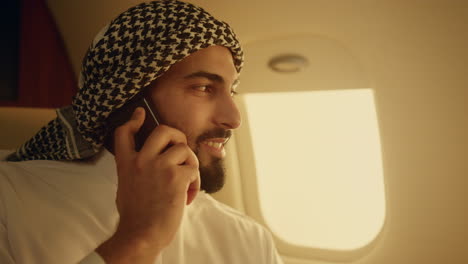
[196, 129, 232, 144]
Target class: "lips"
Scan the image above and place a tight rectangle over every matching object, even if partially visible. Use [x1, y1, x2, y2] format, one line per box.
[203, 137, 228, 148]
[201, 137, 229, 157]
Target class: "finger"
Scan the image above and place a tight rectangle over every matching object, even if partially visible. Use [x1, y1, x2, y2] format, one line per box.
[182, 149, 200, 205]
[159, 143, 199, 167]
[138, 125, 187, 161]
[114, 107, 145, 165]
[186, 171, 200, 205]
[184, 147, 199, 168]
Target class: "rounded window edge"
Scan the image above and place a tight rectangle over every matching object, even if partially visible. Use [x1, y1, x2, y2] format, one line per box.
[233, 95, 388, 263]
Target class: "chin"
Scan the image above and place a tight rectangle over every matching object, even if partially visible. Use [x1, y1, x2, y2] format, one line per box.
[199, 158, 226, 194]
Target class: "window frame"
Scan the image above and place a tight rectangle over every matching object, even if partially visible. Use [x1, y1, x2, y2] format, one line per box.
[231, 93, 388, 262]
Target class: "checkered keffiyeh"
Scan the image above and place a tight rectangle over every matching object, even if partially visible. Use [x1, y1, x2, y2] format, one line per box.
[7, 0, 243, 161]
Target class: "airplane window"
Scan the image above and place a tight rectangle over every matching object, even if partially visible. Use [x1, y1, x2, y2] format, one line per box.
[242, 89, 386, 250]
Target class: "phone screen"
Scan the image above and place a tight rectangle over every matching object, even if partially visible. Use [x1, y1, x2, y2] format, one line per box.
[104, 93, 160, 153]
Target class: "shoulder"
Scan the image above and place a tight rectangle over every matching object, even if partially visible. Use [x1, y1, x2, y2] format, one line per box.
[0, 149, 116, 191]
[0, 150, 117, 220]
[0, 150, 119, 263]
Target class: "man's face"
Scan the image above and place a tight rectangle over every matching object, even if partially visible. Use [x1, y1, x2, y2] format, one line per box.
[148, 45, 241, 193]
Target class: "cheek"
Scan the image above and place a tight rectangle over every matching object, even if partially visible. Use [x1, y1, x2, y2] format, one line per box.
[152, 91, 213, 147]
[160, 105, 207, 147]
[152, 93, 191, 129]
[181, 111, 206, 147]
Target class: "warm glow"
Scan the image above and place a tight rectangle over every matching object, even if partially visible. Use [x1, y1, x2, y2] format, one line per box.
[243, 89, 386, 250]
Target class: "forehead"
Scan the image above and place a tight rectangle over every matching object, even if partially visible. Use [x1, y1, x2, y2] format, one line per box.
[159, 45, 239, 83]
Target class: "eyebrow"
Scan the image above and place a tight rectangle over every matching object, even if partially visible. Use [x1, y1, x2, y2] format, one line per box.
[184, 71, 240, 89]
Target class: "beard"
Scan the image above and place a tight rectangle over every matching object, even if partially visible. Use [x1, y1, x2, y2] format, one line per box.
[199, 157, 226, 194]
[193, 129, 232, 194]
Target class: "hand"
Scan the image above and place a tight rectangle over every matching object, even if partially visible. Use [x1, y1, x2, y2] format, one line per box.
[97, 107, 200, 263]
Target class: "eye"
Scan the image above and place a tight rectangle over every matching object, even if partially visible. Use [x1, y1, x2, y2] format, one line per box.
[193, 85, 210, 93]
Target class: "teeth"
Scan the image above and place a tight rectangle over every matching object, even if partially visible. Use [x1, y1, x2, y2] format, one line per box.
[206, 142, 222, 149]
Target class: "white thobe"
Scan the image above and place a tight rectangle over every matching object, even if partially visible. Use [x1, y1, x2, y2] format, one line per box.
[0, 150, 283, 264]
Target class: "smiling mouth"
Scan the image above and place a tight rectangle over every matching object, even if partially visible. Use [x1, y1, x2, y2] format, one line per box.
[202, 138, 229, 151]
[205, 141, 224, 149]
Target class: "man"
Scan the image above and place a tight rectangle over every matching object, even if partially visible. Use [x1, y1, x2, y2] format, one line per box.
[0, 1, 283, 263]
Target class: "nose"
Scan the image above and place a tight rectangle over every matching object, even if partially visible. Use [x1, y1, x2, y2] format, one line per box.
[215, 95, 241, 130]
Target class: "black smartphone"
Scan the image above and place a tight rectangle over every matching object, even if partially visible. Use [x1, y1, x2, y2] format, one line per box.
[104, 92, 160, 153]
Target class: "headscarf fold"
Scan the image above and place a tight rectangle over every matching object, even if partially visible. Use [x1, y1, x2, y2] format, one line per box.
[7, 0, 243, 161]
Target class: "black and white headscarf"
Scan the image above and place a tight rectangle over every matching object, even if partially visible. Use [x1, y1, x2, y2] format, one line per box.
[7, 0, 243, 161]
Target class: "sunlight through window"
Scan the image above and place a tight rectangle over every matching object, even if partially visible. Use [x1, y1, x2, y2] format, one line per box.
[243, 89, 386, 250]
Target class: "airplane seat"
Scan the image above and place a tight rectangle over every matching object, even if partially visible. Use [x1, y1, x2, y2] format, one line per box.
[0, 107, 57, 150]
